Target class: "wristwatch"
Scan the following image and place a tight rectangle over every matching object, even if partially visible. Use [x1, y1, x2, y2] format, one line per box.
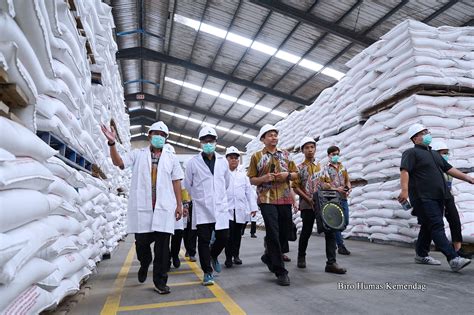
[108, 141, 116, 146]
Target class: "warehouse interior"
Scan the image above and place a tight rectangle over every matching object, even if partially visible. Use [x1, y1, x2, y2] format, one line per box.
[0, 0, 473, 314]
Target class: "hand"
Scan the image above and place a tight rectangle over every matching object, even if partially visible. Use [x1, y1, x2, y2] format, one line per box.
[398, 190, 408, 203]
[262, 173, 275, 183]
[466, 175, 474, 184]
[183, 207, 189, 218]
[274, 172, 289, 182]
[101, 124, 117, 143]
[175, 205, 183, 220]
[250, 211, 257, 217]
[304, 196, 314, 208]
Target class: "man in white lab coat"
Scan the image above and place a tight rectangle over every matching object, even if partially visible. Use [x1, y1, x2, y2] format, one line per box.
[224, 146, 258, 268]
[101, 121, 183, 295]
[183, 126, 230, 286]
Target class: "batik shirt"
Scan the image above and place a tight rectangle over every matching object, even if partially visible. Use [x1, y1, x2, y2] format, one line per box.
[247, 148, 297, 205]
[292, 159, 321, 210]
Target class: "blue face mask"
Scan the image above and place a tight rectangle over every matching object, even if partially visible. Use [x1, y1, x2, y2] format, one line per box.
[151, 135, 166, 149]
[442, 154, 449, 161]
[202, 143, 216, 154]
[422, 134, 432, 146]
[331, 155, 340, 163]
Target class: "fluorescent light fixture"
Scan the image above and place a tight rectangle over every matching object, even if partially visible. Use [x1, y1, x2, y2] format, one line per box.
[271, 110, 288, 118]
[130, 125, 142, 130]
[299, 59, 323, 71]
[173, 14, 346, 80]
[131, 133, 145, 138]
[167, 139, 201, 151]
[275, 50, 301, 63]
[165, 76, 283, 117]
[251, 41, 277, 55]
[226, 32, 252, 47]
[200, 23, 227, 38]
[128, 106, 140, 111]
[144, 105, 156, 112]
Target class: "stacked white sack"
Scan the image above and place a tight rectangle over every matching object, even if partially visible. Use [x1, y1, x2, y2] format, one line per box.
[0, 0, 130, 312]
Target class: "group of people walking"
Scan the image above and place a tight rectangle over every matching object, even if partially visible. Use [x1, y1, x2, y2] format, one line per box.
[100, 118, 472, 294]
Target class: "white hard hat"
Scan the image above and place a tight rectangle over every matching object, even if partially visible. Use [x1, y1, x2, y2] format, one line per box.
[225, 146, 240, 156]
[431, 140, 448, 151]
[258, 124, 278, 141]
[407, 123, 427, 139]
[198, 126, 218, 140]
[300, 136, 316, 150]
[149, 121, 169, 137]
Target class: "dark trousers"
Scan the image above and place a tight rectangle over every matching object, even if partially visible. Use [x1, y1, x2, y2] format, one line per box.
[298, 209, 336, 265]
[135, 232, 170, 287]
[413, 198, 458, 261]
[260, 204, 292, 276]
[251, 221, 257, 235]
[196, 223, 229, 274]
[445, 197, 462, 243]
[225, 215, 245, 260]
[184, 204, 197, 257]
[170, 229, 184, 259]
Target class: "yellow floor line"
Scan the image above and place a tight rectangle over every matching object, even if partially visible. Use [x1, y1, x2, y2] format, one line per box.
[169, 280, 202, 287]
[100, 244, 136, 315]
[181, 252, 246, 315]
[117, 297, 220, 312]
[168, 269, 195, 275]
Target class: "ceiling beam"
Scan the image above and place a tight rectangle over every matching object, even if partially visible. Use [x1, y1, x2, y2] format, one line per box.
[117, 47, 312, 105]
[125, 92, 260, 131]
[249, 0, 376, 47]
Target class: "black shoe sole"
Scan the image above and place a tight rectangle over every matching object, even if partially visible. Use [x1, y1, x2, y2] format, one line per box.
[154, 287, 171, 294]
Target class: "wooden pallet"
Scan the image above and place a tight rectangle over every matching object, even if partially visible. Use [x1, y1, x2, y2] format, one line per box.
[0, 83, 28, 108]
[91, 71, 102, 85]
[37, 131, 93, 174]
[0, 68, 8, 83]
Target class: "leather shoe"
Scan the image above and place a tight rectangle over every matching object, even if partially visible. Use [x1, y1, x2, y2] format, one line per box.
[325, 263, 347, 274]
[282, 254, 291, 262]
[297, 256, 306, 268]
[138, 264, 149, 283]
[233, 257, 242, 265]
[277, 274, 290, 286]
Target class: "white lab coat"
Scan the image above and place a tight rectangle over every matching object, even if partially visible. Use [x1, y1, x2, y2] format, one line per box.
[246, 187, 259, 223]
[227, 169, 258, 224]
[183, 152, 230, 230]
[123, 144, 183, 234]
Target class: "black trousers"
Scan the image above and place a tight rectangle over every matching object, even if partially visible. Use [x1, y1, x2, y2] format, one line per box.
[445, 197, 462, 243]
[135, 232, 170, 287]
[298, 209, 337, 265]
[196, 223, 229, 274]
[183, 203, 197, 257]
[225, 214, 245, 260]
[260, 204, 292, 276]
[251, 221, 257, 235]
[170, 229, 184, 259]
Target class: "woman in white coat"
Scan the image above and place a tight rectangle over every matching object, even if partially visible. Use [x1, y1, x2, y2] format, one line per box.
[224, 147, 258, 268]
[183, 126, 230, 286]
[101, 121, 183, 295]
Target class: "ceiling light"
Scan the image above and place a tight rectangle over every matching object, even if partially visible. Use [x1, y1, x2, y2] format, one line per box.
[275, 50, 301, 63]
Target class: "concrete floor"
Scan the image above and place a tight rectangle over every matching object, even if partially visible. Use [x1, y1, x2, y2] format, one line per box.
[65, 230, 473, 315]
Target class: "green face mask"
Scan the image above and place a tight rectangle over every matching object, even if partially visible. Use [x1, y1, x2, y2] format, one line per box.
[202, 143, 216, 154]
[442, 154, 449, 162]
[331, 155, 340, 163]
[151, 135, 166, 148]
[422, 134, 432, 146]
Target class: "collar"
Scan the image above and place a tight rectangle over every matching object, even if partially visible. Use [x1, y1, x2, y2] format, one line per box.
[303, 158, 316, 165]
[201, 152, 215, 160]
[262, 147, 282, 155]
[328, 162, 341, 169]
[414, 144, 431, 151]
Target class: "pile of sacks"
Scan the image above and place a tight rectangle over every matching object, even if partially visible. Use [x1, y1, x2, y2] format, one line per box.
[0, 118, 128, 313]
[244, 20, 474, 243]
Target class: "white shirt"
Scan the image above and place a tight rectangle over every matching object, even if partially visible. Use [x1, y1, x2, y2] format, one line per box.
[122, 144, 183, 234]
[183, 152, 230, 230]
[227, 168, 258, 224]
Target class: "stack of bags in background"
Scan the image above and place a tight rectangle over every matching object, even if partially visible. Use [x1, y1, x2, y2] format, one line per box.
[1, 0, 131, 313]
[244, 20, 474, 244]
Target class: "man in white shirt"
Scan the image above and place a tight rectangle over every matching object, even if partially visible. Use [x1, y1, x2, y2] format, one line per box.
[224, 147, 258, 268]
[184, 126, 231, 286]
[101, 121, 183, 294]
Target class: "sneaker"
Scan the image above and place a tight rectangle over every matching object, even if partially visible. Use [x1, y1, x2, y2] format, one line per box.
[282, 254, 291, 262]
[325, 263, 347, 274]
[338, 246, 351, 255]
[189, 256, 197, 262]
[225, 259, 233, 268]
[297, 256, 306, 269]
[233, 257, 242, 265]
[261, 254, 275, 273]
[449, 256, 471, 272]
[277, 274, 290, 286]
[251, 234, 257, 238]
[138, 264, 149, 283]
[154, 285, 171, 294]
[211, 257, 222, 273]
[202, 273, 214, 286]
[414, 255, 441, 265]
[172, 256, 181, 268]
[457, 249, 473, 259]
